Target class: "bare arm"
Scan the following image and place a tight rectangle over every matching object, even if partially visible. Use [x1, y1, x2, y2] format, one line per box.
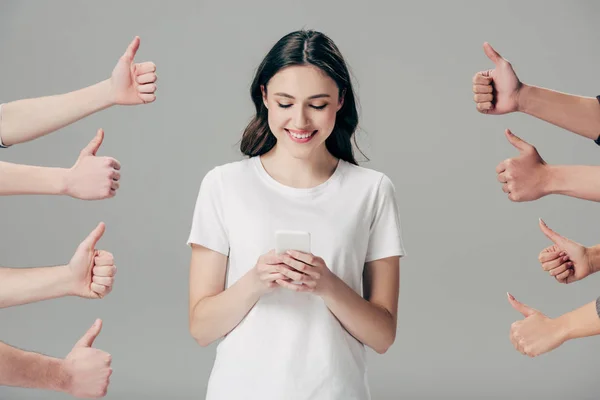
[0, 161, 69, 196]
[188, 245, 262, 347]
[517, 86, 600, 141]
[544, 165, 600, 201]
[320, 256, 400, 354]
[0, 266, 75, 309]
[558, 299, 600, 341]
[0, 342, 67, 392]
[0, 36, 157, 147]
[0, 82, 113, 146]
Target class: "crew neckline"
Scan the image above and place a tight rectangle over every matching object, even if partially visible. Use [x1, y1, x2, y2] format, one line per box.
[252, 155, 345, 197]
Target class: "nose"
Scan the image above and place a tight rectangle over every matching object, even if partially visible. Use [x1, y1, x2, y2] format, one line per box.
[292, 107, 310, 129]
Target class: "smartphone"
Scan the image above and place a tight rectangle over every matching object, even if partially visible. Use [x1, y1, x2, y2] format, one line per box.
[275, 230, 311, 255]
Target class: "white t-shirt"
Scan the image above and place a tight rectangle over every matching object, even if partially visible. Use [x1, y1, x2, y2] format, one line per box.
[187, 156, 406, 400]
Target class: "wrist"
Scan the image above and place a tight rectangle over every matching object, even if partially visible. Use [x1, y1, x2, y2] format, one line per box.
[96, 79, 118, 108]
[542, 164, 560, 196]
[56, 168, 71, 197]
[317, 271, 341, 301]
[243, 268, 267, 299]
[587, 245, 600, 275]
[516, 83, 531, 113]
[57, 264, 78, 297]
[48, 357, 72, 393]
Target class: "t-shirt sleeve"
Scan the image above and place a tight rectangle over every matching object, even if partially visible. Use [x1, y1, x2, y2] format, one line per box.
[594, 96, 600, 146]
[186, 167, 230, 256]
[0, 104, 9, 148]
[365, 174, 406, 262]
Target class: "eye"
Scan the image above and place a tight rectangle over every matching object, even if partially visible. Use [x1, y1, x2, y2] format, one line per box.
[310, 104, 327, 110]
[277, 103, 292, 109]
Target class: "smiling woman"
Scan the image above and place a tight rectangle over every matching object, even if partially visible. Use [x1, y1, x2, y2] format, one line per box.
[187, 30, 405, 400]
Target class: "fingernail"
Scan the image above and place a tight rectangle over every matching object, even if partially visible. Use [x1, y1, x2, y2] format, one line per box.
[507, 292, 515, 300]
[562, 256, 569, 262]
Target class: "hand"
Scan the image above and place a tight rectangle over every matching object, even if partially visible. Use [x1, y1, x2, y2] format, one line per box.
[279, 250, 335, 295]
[496, 129, 550, 202]
[68, 223, 116, 299]
[538, 219, 593, 284]
[110, 36, 157, 105]
[507, 293, 567, 357]
[62, 320, 112, 398]
[251, 250, 305, 295]
[473, 42, 522, 115]
[65, 129, 121, 200]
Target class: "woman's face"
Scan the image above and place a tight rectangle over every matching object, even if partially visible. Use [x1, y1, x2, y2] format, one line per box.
[262, 65, 344, 160]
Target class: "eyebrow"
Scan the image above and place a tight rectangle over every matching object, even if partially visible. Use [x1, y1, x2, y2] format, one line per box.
[273, 92, 331, 100]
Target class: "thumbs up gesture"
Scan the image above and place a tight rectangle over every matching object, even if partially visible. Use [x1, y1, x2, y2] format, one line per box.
[110, 36, 157, 105]
[472, 42, 522, 114]
[64, 129, 121, 200]
[495, 129, 550, 202]
[538, 219, 595, 284]
[506, 293, 567, 357]
[67, 223, 117, 299]
[62, 319, 112, 398]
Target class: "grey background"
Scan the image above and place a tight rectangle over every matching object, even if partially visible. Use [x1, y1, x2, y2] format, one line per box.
[1, 1, 599, 399]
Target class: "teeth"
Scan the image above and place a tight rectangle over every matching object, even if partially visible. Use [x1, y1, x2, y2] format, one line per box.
[289, 131, 312, 139]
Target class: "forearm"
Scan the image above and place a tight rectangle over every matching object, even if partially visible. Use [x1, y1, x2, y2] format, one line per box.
[0, 80, 114, 146]
[545, 165, 600, 202]
[322, 276, 396, 354]
[0, 161, 68, 196]
[0, 341, 67, 392]
[0, 266, 75, 308]
[517, 84, 600, 140]
[557, 299, 600, 341]
[190, 271, 262, 346]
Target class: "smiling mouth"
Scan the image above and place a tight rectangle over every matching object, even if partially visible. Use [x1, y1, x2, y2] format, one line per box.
[285, 129, 317, 142]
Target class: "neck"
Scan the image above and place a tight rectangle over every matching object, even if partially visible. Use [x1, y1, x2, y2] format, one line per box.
[260, 144, 339, 188]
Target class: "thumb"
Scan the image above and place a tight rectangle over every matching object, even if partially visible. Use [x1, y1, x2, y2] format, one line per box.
[82, 222, 106, 249]
[505, 129, 531, 153]
[123, 36, 140, 60]
[81, 129, 104, 156]
[483, 42, 503, 65]
[539, 218, 567, 247]
[507, 293, 536, 317]
[75, 319, 102, 348]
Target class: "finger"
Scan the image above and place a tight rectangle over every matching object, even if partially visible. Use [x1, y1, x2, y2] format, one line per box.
[476, 102, 493, 112]
[538, 250, 563, 263]
[82, 223, 106, 249]
[505, 129, 531, 152]
[495, 161, 506, 174]
[502, 183, 510, 194]
[92, 276, 114, 286]
[108, 158, 121, 171]
[136, 73, 157, 84]
[94, 252, 114, 266]
[262, 272, 286, 283]
[81, 129, 104, 156]
[137, 83, 157, 94]
[473, 84, 493, 94]
[473, 73, 493, 85]
[549, 262, 572, 277]
[93, 265, 117, 277]
[111, 170, 121, 181]
[123, 36, 140, 60]
[539, 218, 567, 247]
[555, 268, 573, 282]
[135, 62, 156, 75]
[483, 42, 503, 65]
[276, 279, 313, 292]
[91, 282, 111, 297]
[285, 250, 318, 266]
[556, 269, 574, 284]
[109, 189, 117, 198]
[497, 172, 508, 183]
[138, 93, 156, 103]
[281, 255, 321, 279]
[111, 181, 120, 191]
[75, 319, 102, 348]
[276, 264, 306, 282]
[474, 93, 494, 103]
[541, 255, 569, 271]
[507, 292, 536, 317]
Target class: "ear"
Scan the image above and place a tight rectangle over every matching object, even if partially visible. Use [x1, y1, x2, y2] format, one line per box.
[261, 85, 268, 109]
[337, 88, 346, 111]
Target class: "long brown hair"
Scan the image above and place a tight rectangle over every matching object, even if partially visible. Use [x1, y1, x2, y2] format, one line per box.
[240, 30, 362, 165]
